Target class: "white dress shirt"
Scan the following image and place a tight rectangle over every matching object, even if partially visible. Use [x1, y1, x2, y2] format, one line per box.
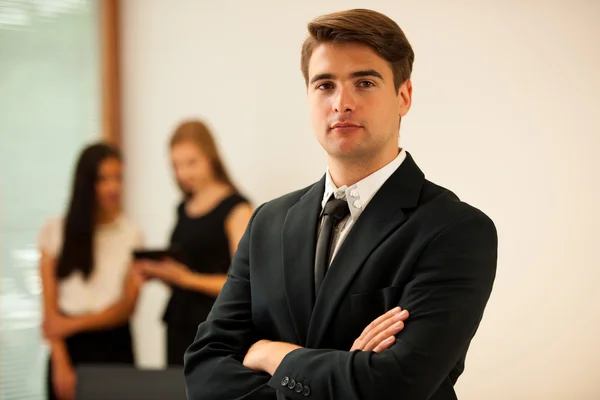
[321, 148, 407, 263]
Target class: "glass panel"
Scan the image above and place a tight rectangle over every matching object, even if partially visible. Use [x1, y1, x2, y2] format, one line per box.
[0, 1, 101, 398]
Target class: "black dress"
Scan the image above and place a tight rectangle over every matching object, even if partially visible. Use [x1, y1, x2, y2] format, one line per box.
[163, 193, 248, 365]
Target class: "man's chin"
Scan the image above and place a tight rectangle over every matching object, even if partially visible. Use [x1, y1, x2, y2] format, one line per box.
[326, 149, 369, 163]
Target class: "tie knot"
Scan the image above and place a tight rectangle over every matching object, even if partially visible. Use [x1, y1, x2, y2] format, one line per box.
[324, 198, 350, 221]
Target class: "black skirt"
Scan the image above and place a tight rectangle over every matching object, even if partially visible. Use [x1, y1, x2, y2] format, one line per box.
[46, 323, 134, 400]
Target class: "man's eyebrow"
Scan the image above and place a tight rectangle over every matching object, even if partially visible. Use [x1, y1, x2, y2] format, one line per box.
[310, 73, 334, 85]
[309, 69, 384, 85]
[351, 69, 384, 80]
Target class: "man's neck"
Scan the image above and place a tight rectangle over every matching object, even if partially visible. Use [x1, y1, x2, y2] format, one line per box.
[328, 147, 400, 188]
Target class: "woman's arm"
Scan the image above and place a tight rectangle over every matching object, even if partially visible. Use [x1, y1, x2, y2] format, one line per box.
[50, 339, 77, 400]
[183, 202, 254, 295]
[40, 250, 60, 319]
[40, 249, 69, 346]
[69, 266, 142, 330]
[139, 258, 227, 297]
[43, 266, 144, 340]
[225, 203, 254, 258]
[40, 248, 76, 398]
[141, 203, 254, 298]
[40, 250, 66, 349]
[179, 272, 227, 297]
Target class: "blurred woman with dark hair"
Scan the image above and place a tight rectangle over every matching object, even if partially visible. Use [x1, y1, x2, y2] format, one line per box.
[39, 142, 144, 400]
[139, 120, 252, 366]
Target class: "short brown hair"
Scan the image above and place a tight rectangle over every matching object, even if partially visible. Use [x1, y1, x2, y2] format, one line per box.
[170, 120, 239, 195]
[300, 9, 414, 92]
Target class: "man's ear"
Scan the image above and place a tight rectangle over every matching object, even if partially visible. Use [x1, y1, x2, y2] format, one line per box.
[398, 80, 412, 117]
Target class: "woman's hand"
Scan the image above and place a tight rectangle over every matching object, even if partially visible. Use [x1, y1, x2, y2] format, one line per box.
[138, 258, 193, 289]
[130, 261, 150, 287]
[52, 355, 77, 400]
[43, 312, 81, 341]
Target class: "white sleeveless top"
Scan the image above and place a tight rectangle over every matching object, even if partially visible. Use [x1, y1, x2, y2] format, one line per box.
[38, 216, 143, 316]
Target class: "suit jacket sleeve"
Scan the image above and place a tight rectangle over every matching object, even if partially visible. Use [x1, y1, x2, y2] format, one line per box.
[269, 210, 498, 400]
[184, 205, 276, 400]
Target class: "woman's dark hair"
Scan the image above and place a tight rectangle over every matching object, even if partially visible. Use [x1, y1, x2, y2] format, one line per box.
[56, 142, 121, 280]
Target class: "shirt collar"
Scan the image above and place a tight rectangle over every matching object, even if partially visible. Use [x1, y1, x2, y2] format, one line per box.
[321, 148, 407, 219]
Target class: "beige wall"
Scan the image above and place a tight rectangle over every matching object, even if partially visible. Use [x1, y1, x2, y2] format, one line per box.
[121, 1, 600, 398]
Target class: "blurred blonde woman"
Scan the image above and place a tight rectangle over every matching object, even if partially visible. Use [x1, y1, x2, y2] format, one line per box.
[140, 120, 253, 366]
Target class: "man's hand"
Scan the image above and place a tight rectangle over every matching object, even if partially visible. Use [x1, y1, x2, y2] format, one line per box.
[243, 340, 302, 376]
[241, 307, 408, 377]
[350, 306, 409, 353]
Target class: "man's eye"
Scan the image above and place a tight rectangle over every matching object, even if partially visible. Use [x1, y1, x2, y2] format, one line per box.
[317, 82, 334, 90]
[357, 81, 375, 88]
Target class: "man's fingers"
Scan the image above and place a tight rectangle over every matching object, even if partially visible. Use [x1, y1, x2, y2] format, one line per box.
[364, 320, 405, 351]
[360, 309, 408, 347]
[359, 307, 402, 340]
[373, 336, 396, 353]
[352, 308, 409, 352]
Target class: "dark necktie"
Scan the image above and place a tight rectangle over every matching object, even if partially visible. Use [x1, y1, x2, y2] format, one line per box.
[314, 197, 350, 295]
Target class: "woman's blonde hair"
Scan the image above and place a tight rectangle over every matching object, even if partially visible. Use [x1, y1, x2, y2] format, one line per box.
[170, 120, 239, 195]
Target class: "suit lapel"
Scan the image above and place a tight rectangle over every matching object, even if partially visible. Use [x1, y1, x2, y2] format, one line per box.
[282, 177, 325, 345]
[306, 152, 425, 347]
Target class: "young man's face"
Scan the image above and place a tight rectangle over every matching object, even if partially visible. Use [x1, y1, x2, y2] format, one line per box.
[307, 42, 412, 163]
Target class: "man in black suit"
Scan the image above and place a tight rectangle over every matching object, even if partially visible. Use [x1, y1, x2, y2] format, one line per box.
[184, 8, 497, 400]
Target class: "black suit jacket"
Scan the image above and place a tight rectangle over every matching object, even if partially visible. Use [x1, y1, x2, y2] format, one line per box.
[184, 153, 498, 400]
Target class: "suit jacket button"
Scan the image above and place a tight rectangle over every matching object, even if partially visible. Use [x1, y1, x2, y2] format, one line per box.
[302, 386, 311, 396]
[281, 377, 289, 387]
[288, 378, 296, 390]
[295, 382, 303, 393]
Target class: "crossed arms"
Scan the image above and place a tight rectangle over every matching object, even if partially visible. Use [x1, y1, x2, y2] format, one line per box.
[184, 209, 497, 400]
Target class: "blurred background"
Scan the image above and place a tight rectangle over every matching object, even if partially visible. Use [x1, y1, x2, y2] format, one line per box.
[1, 0, 599, 399]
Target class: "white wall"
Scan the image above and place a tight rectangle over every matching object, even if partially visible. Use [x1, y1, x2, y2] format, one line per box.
[121, 1, 600, 398]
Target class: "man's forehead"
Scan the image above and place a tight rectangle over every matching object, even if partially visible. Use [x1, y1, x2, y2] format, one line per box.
[308, 43, 390, 79]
